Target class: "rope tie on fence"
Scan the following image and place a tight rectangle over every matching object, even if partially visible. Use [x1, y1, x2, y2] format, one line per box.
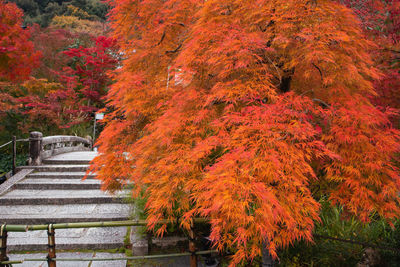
[47, 224, 55, 248]
[47, 224, 56, 266]
[46, 255, 54, 263]
[0, 224, 6, 250]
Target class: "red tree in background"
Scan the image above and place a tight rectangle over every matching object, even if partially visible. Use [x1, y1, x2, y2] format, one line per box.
[341, 0, 400, 113]
[16, 78, 85, 133]
[29, 25, 76, 82]
[16, 37, 118, 133]
[62, 36, 118, 110]
[0, 1, 40, 81]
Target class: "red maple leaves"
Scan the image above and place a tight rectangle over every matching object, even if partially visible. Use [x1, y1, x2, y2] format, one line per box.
[0, 1, 40, 81]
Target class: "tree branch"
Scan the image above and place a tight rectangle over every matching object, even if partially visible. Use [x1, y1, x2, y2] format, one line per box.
[312, 63, 323, 81]
[165, 37, 188, 54]
[157, 31, 166, 46]
[312, 98, 329, 108]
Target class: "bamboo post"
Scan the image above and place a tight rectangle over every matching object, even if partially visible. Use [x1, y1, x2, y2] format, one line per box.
[189, 220, 197, 267]
[11, 136, 16, 176]
[0, 224, 9, 267]
[47, 224, 56, 267]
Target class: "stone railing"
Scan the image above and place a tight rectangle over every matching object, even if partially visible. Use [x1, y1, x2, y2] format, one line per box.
[28, 132, 92, 165]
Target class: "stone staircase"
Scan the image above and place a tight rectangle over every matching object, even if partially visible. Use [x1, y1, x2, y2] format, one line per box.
[0, 152, 132, 252]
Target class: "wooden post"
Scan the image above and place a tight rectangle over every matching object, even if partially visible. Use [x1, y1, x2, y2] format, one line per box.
[262, 240, 275, 267]
[47, 224, 56, 267]
[11, 136, 16, 176]
[0, 225, 9, 267]
[189, 220, 197, 267]
[28, 131, 43, 166]
[93, 116, 97, 145]
[147, 232, 152, 254]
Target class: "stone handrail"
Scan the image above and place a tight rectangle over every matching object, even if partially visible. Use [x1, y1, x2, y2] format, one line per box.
[28, 132, 92, 165]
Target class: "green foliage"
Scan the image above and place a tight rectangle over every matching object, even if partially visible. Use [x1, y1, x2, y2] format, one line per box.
[0, 152, 28, 175]
[278, 199, 400, 267]
[9, 0, 108, 27]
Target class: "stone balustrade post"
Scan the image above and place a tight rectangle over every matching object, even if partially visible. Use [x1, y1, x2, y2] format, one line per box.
[28, 131, 43, 166]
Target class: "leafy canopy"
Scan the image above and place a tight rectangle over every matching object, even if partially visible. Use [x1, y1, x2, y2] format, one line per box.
[91, 0, 400, 265]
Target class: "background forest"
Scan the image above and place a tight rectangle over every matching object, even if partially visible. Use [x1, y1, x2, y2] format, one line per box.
[0, 0, 118, 174]
[10, 0, 108, 26]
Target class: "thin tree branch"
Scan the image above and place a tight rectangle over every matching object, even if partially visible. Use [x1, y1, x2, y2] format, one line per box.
[312, 98, 330, 108]
[165, 37, 188, 54]
[157, 31, 166, 46]
[166, 43, 183, 54]
[265, 56, 282, 86]
[312, 63, 323, 81]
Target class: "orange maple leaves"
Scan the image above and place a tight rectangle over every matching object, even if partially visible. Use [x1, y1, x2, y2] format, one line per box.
[91, 0, 400, 265]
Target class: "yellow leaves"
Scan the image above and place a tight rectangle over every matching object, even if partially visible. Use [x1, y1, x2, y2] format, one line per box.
[51, 15, 106, 36]
[22, 78, 62, 97]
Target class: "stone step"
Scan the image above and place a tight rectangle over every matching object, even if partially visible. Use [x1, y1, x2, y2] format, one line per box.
[42, 151, 97, 166]
[0, 189, 127, 205]
[42, 159, 92, 165]
[27, 172, 95, 179]
[18, 165, 89, 172]
[6, 227, 127, 251]
[0, 204, 132, 224]
[14, 178, 101, 190]
[8, 252, 127, 267]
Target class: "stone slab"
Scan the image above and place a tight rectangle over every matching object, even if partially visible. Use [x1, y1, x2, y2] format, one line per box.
[0, 189, 126, 205]
[17, 165, 90, 172]
[8, 252, 126, 267]
[129, 255, 218, 267]
[0, 169, 34, 196]
[0, 203, 131, 224]
[7, 227, 127, 251]
[15, 178, 101, 190]
[91, 252, 128, 267]
[19, 179, 100, 184]
[47, 151, 98, 161]
[42, 151, 97, 165]
[27, 172, 95, 179]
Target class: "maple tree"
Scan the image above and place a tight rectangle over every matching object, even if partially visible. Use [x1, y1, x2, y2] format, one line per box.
[29, 25, 76, 82]
[0, 0, 40, 81]
[0, 1, 40, 141]
[90, 0, 400, 265]
[15, 36, 118, 134]
[61, 36, 118, 109]
[15, 78, 85, 133]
